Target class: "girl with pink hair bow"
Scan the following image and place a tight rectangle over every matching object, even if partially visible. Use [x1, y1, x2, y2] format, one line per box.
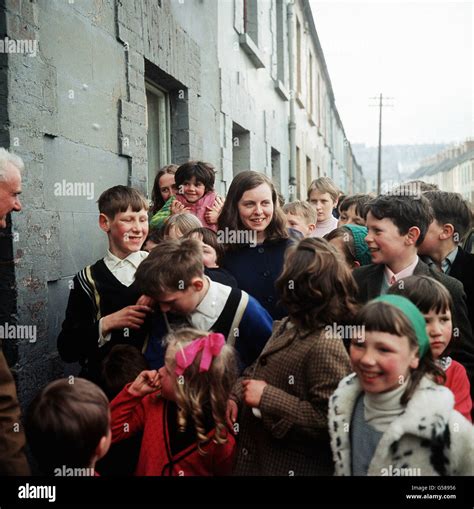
[110, 328, 238, 476]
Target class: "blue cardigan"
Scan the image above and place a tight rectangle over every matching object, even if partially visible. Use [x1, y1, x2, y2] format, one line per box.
[145, 294, 273, 370]
[221, 238, 293, 320]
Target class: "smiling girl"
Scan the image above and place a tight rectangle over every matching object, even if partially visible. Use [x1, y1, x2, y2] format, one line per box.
[329, 295, 474, 476]
[149, 164, 178, 230]
[217, 171, 292, 319]
[173, 161, 223, 231]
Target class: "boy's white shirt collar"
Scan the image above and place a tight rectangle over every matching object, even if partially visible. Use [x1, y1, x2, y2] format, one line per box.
[187, 277, 232, 331]
[103, 250, 148, 287]
[104, 250, 148, 269]
[384, 255, 419, 285]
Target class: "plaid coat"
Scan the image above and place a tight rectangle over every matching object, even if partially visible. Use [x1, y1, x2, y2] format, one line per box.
[231, 318, 351, 476]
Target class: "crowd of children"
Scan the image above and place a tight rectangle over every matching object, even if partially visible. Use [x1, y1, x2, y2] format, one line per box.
[3, 159, 474, 477]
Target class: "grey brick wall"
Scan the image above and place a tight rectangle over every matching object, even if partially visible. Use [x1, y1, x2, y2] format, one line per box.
[1, 0, 362, 411]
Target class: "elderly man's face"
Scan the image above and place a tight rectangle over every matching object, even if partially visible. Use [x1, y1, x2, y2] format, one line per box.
[0, 162, 22, 228]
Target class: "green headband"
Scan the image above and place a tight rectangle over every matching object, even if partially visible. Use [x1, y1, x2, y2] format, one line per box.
[373, 294, 430, 358]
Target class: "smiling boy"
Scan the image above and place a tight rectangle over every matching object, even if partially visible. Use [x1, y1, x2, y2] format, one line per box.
[57, 186, 153, 385]
[353, 194, 474, 391]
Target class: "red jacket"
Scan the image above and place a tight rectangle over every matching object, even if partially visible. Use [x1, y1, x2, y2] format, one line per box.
[444, 358, 472, 422]
[110, 384, 236, 476]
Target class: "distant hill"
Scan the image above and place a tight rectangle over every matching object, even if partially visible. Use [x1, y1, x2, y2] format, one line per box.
[352, 143, 450, 192]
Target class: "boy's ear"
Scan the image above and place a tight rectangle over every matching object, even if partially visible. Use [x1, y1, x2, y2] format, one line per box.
[440, 223, 455, 241]
[352, 260, 361, 269]
[191, 277, 204, 292]
[95, 430, 112, 462]
[405, 226, 421, 245]
[99, 213, 111, 233]
[307, 223, 316, 233]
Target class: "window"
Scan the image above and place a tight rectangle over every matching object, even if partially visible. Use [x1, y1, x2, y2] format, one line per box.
[271, 148, 281, 194]
[308, 52, 313, 117]
[306, 156, 312, 191]
[276, 0, 285, 84]
[232, 122, 251, 177]
[317, 73, 321, 126]
[296, 17, 302, 96]
[244, 0, 259, 45]
[296, 146, 302, 199]
[146, 81, 170, 196]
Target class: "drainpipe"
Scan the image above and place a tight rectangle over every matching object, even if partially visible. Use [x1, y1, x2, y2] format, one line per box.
[287, 0, 297, 202]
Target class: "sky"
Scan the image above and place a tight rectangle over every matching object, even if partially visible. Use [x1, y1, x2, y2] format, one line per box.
[309, 0, 473, 147]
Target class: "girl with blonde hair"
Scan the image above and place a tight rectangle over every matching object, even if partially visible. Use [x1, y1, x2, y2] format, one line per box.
[110, 328, 238, 475]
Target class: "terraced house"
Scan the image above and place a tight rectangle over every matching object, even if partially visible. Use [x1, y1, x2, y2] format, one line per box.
[0, 0, 364, 405]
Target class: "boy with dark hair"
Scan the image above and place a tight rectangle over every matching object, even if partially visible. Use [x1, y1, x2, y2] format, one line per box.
[26, 378, 111, 475]
[353, 194, 474, 391]
[101, 344, 149, 400]
[419, 191, 474, 329]
[135, 238, 273, 370]
[337, 193, 373, 226]
[57, 186, 153, 385]
[95, 344, 148, 476]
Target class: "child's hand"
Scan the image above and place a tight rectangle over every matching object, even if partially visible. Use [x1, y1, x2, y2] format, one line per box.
[101, 305, 153, 336]
[205, 195, 224, 224]
[128, 370, 161, 397]
[226, 399, 238, 431]
[242, 379, 267, 408]
[136, 294, 155, 308]
[170, 200, 189, 215]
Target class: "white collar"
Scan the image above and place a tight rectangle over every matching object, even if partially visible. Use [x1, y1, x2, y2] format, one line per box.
[193, 277, 222, 319]
[104, 249, 148, 269]
[188, 278, 232, 329]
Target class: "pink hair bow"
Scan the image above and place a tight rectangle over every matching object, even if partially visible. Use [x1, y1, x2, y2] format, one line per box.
[175, 333, 225, 376]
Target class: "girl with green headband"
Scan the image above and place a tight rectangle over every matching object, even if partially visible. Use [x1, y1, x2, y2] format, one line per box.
[329, 295, 474, 476]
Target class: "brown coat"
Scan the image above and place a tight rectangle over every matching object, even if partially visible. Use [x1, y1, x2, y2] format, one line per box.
[0, 349, 30, 475]
[231, 318, 351, 476]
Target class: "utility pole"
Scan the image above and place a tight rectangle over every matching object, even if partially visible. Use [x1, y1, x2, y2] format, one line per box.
[377, 93, 382, 195]
[369, 94, 394, 194]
